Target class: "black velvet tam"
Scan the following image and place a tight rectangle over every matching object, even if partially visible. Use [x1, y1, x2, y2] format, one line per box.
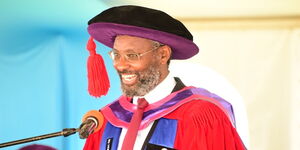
[88, 5, 193, 41]
[87, 5, 199, 60]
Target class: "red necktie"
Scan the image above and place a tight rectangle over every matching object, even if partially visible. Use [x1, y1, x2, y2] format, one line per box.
[121, 98, 148, 150]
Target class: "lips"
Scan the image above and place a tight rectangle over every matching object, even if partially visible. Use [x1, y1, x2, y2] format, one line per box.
[121, 73, 138, 85]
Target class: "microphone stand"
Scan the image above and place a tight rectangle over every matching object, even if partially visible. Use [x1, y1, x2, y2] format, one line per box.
[0, 128, 78, 148]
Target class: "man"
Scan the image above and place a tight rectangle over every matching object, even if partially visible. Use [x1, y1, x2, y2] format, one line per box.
[83, 5, 246, 150]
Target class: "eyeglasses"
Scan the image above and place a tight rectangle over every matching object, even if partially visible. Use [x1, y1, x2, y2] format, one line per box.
[108, 45, 164, 63]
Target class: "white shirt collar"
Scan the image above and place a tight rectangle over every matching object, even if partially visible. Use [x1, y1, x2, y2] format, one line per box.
[133, 73, 176, 104]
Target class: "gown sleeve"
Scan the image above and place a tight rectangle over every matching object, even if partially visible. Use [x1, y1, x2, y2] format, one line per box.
[172, 100, 246, 150]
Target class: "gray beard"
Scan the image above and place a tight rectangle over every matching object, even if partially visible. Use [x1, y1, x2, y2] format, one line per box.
[119, 63, 161, 97]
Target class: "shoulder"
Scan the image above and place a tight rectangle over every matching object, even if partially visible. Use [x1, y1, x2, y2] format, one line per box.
[167, 99, 224, 115]
[165, 100, 231, 126]
[169, 100, 246, 150]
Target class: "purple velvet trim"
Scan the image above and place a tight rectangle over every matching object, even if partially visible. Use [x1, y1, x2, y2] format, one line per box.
[88, 23, 199, 60]
[108, 87, 236, 126]
[143, 90, 193, 119]
[109, 101, 133, 122]
[191, 88, 236, 126]
[108, 90, 192, 123]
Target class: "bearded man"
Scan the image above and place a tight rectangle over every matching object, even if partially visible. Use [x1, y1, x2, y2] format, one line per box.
[83, 5, 246, 150]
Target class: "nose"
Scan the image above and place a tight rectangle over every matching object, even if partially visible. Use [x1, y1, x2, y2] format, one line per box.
[114, 56, 130, 72]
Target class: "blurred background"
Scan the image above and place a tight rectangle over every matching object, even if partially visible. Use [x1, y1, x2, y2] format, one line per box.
[0, 0, 299, 150]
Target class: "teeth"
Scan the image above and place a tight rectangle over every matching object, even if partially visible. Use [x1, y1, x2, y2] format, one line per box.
[123, 74, 135, 78]
[122, 74, 137, 81]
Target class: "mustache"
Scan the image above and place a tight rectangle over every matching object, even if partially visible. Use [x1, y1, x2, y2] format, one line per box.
[117, 70, 137, 74]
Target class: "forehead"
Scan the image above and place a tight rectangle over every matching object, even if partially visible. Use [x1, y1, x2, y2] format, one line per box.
[113, 35, 153, 52]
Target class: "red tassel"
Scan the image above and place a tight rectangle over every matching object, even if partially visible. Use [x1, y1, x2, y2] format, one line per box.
[86, 37, 110, 97]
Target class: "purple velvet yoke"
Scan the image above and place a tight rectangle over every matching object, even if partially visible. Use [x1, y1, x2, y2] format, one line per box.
[108, 87, 236, 127]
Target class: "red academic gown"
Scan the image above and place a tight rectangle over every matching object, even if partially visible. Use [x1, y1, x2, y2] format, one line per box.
[84, 83, 246, 150]
[165, 100, 245, 150]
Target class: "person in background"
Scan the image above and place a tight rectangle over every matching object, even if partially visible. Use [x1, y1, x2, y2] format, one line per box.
[83, 5, 246, 150]
[19, 144, 56, 150]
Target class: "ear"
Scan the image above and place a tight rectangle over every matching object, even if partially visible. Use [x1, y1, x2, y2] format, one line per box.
[159, 45, 172, 65]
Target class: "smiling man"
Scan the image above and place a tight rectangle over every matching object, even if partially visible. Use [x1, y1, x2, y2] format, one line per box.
[112, 35, 169, 97]
[83, 5, 246, 150]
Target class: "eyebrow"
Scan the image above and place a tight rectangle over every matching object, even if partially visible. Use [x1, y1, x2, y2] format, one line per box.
[112, 48, 138, 53]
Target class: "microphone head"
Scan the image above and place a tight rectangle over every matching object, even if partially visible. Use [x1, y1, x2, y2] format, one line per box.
[79, 110, 104, 138]
[82, 110, 104, 132]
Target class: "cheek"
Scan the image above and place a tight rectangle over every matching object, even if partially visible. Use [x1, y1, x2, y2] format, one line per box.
[137, 56, 160, 71]
[130, 62, 150, 71]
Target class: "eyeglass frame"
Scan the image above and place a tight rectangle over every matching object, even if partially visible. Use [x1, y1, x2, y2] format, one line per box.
[108, 44, 164, 63]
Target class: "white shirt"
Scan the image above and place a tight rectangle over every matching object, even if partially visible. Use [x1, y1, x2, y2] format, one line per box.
[117, 73, 176, 150]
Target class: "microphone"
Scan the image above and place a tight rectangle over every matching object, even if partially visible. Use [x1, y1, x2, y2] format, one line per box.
[0, 110, 104, 148]
[0, 128, 78, 148]
[79, 110, 104, 139]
